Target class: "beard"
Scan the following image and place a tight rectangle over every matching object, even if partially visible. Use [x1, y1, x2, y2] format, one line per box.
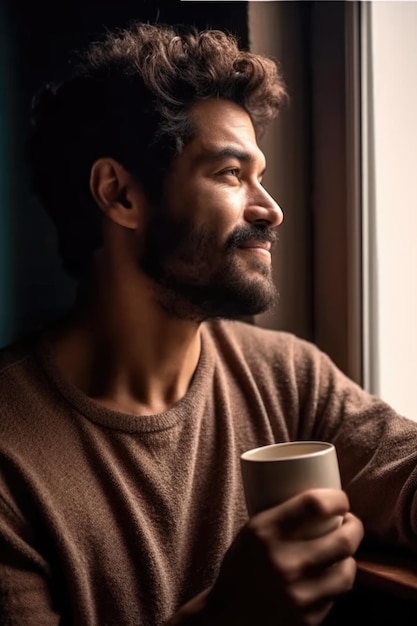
[139, 211, 279, 322]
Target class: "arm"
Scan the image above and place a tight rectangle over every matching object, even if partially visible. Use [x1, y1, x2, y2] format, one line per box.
[294, 342, 417, 551]
[166, 488, 364, 626]
[0, 495, 61, 625]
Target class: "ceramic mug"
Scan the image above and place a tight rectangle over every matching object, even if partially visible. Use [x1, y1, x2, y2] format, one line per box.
[240, 441, 342, 537]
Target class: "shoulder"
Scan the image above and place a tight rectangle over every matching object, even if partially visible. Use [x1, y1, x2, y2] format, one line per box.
[203, 319, 323, 367]
[0, 334, 38, 382]
[202, 319, 360, 397]
[0, 333, 49, 432]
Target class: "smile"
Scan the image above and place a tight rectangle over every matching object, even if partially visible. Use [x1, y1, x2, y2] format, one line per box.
[237, 241, 272, 259]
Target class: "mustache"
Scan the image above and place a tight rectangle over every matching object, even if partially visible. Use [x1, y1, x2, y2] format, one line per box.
[226, 224, 278, 250]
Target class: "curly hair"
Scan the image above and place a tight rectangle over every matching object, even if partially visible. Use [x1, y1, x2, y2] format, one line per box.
[27, 22, 287, 278]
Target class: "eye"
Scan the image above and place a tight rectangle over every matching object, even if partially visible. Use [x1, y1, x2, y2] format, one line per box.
[221, 167, 240, 178]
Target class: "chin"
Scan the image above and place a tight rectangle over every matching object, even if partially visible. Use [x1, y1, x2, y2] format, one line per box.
[210, 281, 278, 320]
[149, 258, 278, 321]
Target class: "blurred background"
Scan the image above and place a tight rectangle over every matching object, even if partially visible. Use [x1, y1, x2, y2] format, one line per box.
[0, 1, 416, 419]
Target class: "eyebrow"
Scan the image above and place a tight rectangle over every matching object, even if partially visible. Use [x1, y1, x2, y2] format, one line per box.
[202, 147, 256, 163]
[199, 147, 266, 173]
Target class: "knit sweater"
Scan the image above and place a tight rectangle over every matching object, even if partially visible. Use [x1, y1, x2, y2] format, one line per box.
[1, 319, 417, 626]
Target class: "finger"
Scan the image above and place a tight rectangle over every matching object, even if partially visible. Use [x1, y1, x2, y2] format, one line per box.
[254, 489, 350, 537]
[301, 513, 364, 573]
[291, 555, 357, 609]
[297, 600, 335, 626]
[271, 513, 364, 583]
[268, 555, 358, 626]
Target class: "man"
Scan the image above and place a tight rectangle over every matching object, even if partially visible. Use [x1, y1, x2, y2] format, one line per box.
[0, 21, 416, 626]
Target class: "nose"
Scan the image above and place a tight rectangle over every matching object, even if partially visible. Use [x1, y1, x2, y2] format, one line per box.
[244, 185, 284, 228]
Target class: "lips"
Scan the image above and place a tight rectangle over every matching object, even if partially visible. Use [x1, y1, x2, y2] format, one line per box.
[238, 240, 272, 252]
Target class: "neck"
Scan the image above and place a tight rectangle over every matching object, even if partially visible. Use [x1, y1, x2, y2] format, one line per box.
[49, 268, 202, 416]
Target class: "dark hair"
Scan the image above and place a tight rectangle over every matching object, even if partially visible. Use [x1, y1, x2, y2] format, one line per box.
[27, 22, 287, 278]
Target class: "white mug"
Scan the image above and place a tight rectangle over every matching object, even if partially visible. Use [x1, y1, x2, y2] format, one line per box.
[240, 441, 342, 537]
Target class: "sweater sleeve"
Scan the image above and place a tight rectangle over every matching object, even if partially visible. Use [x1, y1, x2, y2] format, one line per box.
[293, 337, 417, 552]
[0, 494, 61, 625]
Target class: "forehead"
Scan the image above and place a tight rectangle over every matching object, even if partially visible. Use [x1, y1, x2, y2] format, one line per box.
[185, 99, 265, 166]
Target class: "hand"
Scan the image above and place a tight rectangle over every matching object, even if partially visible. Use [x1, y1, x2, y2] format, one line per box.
[204, 488, 364, 626]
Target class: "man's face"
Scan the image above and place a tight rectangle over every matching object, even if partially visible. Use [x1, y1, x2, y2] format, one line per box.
[139, 99, 283, 321]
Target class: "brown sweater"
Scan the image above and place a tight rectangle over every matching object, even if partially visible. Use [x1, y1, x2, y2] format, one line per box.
[1, 319, 417, 625]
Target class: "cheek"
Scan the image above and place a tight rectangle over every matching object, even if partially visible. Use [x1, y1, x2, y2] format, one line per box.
[189, 183, 244, 229]
[166, 173, 245, 240]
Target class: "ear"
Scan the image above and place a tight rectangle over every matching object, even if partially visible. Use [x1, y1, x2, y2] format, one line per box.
[89, 158, 144, 230]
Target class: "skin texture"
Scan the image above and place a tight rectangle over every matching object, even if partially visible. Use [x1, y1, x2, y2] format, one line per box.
[51, 99, 283, 416]
[50, 99, 364, 625]
[168, 490, 364, 626]
[137, 99, 283, 320]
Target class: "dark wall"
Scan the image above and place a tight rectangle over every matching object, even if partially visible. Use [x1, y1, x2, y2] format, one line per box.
[1, 0, 248, 344]
[10, 0, 249, 94]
